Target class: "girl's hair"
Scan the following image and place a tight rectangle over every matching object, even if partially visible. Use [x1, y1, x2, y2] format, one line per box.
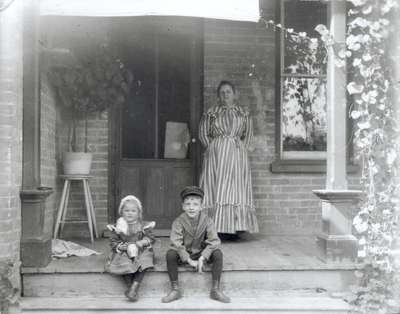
[217, 80, 236, 96]
[118, 195, 143, 221]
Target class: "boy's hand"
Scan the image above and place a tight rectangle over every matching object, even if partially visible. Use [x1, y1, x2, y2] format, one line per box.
[187, 258, 198, 269]
[198, 256, 205, 273]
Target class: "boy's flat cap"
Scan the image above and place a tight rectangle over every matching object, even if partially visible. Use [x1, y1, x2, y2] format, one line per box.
[180, 186, 204, 200]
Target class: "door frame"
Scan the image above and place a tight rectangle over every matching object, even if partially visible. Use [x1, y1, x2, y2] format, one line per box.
[108, 17, 204, 223]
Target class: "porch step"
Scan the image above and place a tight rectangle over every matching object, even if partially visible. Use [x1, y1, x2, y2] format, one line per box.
[21, 236, 357, 314]
[22, 269, 355, 298]
[21, 293, 351, 313]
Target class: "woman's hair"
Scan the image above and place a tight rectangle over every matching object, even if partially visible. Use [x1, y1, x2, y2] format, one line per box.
[118, 195, 143, 221]
[217, 80, 236, 96]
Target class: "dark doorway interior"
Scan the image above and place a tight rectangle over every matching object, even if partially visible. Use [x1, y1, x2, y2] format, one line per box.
[41, 16, 203, 230]
[111, 17, 204, 229]
[120, 27, 191, 159]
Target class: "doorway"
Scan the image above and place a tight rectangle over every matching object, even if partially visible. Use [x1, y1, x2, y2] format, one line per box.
[110, 17, 203, 229]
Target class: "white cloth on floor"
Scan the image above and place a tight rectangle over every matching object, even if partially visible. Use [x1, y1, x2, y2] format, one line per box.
[52, 239, 101, 258]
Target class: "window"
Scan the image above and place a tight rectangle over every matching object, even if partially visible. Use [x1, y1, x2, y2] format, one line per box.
[272, 0, 329, 172]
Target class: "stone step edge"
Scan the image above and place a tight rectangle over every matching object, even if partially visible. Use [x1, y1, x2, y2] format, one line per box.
[22, 270, 355, 298]
[21, 296, 351, 311]
[21, 264, 360, 274]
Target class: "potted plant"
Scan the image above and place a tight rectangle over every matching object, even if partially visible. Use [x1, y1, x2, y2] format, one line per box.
[49, 44, 133, 175]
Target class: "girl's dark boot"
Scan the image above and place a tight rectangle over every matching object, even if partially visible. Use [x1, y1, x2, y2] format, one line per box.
[122, 274, 133, 287]
[125, 281, 140, 302]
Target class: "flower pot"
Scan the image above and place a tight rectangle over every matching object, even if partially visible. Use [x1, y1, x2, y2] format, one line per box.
[63, 152, 93, 175]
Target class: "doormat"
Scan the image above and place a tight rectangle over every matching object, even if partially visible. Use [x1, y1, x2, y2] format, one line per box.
[52, 239, 102, 258]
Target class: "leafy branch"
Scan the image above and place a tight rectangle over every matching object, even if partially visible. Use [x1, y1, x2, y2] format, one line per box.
[49, 43, 133, 152]
[259, 1, 400, 312]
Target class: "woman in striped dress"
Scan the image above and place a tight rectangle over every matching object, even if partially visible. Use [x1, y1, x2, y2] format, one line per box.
[199, 81, 259, 234]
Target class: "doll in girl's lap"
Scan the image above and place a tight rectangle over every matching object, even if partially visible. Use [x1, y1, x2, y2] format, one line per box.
[105, 195, 155, 302]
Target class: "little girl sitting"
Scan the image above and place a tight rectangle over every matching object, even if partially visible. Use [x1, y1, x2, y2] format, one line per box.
[105, 195, 156, 302]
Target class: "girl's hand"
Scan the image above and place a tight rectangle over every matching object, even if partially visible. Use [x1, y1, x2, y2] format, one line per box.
[118, 243, 128, 251]
[135, 239, 147, 249]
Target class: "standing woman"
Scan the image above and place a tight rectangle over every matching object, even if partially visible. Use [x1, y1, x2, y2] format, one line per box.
[199, 80, 259, 235]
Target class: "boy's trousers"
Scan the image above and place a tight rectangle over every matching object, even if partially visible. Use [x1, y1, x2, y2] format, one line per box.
[166, 249, 223, 281]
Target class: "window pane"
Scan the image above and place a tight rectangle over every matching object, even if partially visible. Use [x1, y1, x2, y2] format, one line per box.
[281, 77, 327, 155]
[283, 0, 327, 75]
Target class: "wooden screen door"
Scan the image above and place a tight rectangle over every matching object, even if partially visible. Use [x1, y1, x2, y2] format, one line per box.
[110, 17, 203, 229]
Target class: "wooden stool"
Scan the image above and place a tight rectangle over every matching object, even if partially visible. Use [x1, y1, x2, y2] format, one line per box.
[53, 175, 98, 243]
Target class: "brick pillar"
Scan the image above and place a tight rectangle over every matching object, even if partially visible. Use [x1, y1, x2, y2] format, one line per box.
[313, 2, 362, 263]
[19, 0, 54, 267]
[0, 0, 24, 309]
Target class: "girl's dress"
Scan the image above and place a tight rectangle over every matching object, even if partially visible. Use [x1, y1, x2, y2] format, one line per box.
[105, 219, 155, 274]
[199, 104, 259, 234]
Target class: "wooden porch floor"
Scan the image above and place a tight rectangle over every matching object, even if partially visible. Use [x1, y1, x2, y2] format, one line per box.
[22, 234, 359, 274]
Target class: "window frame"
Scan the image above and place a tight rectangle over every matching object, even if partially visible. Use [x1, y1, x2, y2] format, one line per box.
[271, 0, 357, 173]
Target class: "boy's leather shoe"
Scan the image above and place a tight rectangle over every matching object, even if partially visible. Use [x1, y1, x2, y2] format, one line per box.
[125, 281, 140, 302]
[161, 281, 182, 303]
[210, 280, 231, 303]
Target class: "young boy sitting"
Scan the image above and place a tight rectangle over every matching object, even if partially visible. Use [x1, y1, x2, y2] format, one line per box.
[161, 186, 230, 303]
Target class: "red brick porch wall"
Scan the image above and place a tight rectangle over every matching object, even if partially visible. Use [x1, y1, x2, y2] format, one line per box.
[56, 113, 110, 238]
[43, 9, 361, 237]
[202, 3, 361, 235]
[40, 78, 59, 238]
[0, 0, 23, 262]
[40, 72, 109, 239]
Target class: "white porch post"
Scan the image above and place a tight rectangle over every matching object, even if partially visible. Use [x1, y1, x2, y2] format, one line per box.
[313, 1, 362, 263]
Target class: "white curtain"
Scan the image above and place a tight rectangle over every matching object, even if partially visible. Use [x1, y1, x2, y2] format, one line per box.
[39, 0, 260, 22]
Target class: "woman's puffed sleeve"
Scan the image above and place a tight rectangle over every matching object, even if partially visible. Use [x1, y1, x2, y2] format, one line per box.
[242, 111, 254, 149]
[199, 112, 211, 148]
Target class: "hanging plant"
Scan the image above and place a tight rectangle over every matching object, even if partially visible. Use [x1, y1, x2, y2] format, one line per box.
[49, 43, 134, 152]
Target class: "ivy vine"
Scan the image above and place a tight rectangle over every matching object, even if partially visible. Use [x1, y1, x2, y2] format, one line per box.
[340, 1, 400, 313]
[259, 0, 400, 313]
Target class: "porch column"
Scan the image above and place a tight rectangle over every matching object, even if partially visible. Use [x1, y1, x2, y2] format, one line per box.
[313, 1, 362, 263]
[20, 0, 53, 267]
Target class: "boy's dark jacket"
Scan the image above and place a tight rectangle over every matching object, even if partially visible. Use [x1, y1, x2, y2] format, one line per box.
[170, 210, 221, 262]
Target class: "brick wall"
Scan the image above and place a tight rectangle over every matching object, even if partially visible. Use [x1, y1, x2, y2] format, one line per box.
[43, 5, 362, 237]
[203, 4, 361, 235]
[0, 0, 23, 262]
[40, 78, 58, 238]
[40, 74, 109, 239]
[54, 111, 109, 238]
